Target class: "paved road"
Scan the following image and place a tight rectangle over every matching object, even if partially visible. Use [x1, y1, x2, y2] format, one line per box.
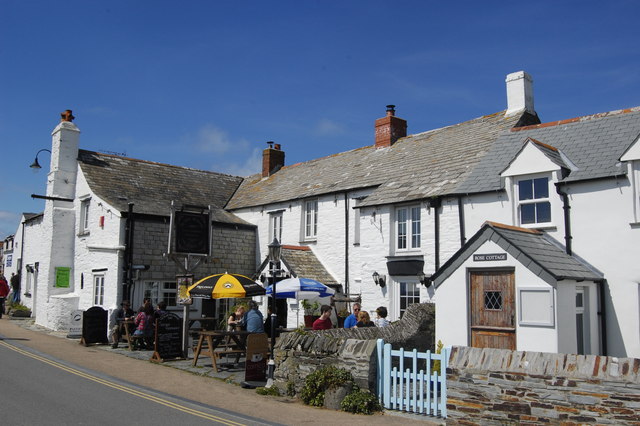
[0, 318, 432, 425]
[0, 338, 275, 425]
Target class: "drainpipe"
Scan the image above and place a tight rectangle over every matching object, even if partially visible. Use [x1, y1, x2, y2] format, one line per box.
[19, 219, 26, 289]
[432, 197, 441, 270]
[555, 185, 572, 255]
[124, 203, 135, 302]
[457, 195, 466, 247]
[598, 280, 608, 356]
[344, 193, 349, 295]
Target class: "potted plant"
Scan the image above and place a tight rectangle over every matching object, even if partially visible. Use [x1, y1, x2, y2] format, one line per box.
[337, 308, 350, 328]
[301, 299, 320, 328]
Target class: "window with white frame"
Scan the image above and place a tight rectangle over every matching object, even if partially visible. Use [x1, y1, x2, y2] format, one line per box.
[93, 274, 105, 305]
[304, 199, 318, 240]
[143, 281, 178, 307]
[269, 211, 283, 242]
[396, 206, 421, 250]
[80, 198, 91, 234]
[517, 176, 551, 225]
[398, 281, 421, 319]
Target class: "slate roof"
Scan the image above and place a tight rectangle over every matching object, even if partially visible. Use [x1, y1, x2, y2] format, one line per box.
[432, 222, 603, 288]
[77, 150, 250, 226]
[458, 107, 640, 194]
[280, 246, 339, 286]
[227, 110, 534, 210]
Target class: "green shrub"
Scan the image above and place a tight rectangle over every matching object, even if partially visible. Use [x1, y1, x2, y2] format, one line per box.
[256, 386, 281, 396]
[340, 390, 382, 415]
[286, 381, 296, 397]
[7, 301, 30, 311]
[432, 340, 444, 373]
[299, 366, 355, 407]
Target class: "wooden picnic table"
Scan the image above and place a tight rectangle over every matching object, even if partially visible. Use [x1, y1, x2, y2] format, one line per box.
[192, 330, 252, 372]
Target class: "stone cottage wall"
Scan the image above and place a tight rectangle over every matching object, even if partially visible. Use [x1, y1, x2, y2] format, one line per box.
[446, 346, 640, 424]
[273, 303, 435, 392]
[132, 218, 256, 280]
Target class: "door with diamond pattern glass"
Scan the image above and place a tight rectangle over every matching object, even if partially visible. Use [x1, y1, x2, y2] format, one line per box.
[470, 270, 516, 350]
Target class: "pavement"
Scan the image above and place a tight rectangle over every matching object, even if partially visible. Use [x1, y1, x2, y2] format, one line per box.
[0, 317, 443, 425]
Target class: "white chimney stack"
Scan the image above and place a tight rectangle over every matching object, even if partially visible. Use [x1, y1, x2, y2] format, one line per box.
[505, 71, 534, 116]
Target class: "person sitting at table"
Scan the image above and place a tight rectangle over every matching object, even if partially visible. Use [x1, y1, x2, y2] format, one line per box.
[264, 306, 280, 338]
[240, 300, 264, 333]
[154, 300, 168, 321]
[133, 302, 155, 349]
[355, 310, 375, 328]
[109, 300, 134, 349]
[312, 305, 333, 330]
[374, 306, 390, 327]
[227, 305, 245, 331]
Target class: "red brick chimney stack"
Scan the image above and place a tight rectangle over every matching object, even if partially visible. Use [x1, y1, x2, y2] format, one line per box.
[374, 105, 407, 148]
[262, 141, 285, 177]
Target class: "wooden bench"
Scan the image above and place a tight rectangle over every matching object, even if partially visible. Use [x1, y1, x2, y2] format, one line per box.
[192, 330, 250, 372]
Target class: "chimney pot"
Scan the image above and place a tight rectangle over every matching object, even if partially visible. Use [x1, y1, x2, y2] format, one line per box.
[60, 109, 75, 122]
[386, 105, 396, 116]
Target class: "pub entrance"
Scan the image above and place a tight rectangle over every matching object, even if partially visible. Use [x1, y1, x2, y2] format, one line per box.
[469, 269, 516, 350]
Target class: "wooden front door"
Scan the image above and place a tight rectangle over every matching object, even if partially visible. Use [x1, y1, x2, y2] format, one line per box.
[470, 270, 516, 350]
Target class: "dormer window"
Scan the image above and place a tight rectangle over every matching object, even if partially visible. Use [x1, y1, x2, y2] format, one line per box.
[518, 176, 551, 224]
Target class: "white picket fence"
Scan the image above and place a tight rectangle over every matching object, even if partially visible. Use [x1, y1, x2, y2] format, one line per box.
[376, 339, 450, 418]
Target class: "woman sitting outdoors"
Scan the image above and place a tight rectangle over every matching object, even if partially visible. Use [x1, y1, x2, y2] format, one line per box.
[133, 302, 155, 349]
[355, 310, 375, 328]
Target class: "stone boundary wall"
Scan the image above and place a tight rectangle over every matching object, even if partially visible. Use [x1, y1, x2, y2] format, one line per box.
[447, 346, 640, 424]
[273, 303, 435, 392]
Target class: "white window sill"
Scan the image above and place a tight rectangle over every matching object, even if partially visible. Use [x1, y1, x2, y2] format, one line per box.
[77, 231, 90, 237]
[520, 224, 556, 231]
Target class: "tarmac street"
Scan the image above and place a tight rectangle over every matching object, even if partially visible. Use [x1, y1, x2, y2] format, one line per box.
[0, 318, 432, 425]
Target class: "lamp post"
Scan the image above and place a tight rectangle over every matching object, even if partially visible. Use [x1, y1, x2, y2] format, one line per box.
[30, 149, 51, 170]
[266, 237, 281, 387]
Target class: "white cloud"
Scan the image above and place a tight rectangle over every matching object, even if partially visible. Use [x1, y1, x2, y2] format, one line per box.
[197, 124, 249, 154]
[213, 147, 262, 177]
[313, 118, 345, 136]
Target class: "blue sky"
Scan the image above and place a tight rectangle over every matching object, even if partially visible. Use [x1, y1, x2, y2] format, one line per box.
[1, 0, 639, 239]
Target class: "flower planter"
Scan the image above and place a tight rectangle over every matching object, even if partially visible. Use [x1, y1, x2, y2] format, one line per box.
[304, 315, 319, 328]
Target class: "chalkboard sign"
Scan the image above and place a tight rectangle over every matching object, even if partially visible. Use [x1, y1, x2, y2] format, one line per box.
[80, 306, 109, 346]
[151, 313, 184, 363]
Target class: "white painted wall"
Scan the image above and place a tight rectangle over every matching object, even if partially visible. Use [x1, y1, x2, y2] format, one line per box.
[435, 239, 561, 353]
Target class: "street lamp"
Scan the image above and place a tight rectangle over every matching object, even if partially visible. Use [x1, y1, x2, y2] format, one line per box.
[30, 149, 52, 170]
[266, 237, 281, 387]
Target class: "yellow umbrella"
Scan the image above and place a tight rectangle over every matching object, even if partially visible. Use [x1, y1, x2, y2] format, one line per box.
[187, 273, 266, 299]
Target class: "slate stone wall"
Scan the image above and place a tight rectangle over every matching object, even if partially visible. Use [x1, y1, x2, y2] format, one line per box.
[446, 346, 640, 424]
[273, 303, 435, 392]
[132, 218, 256, 279]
